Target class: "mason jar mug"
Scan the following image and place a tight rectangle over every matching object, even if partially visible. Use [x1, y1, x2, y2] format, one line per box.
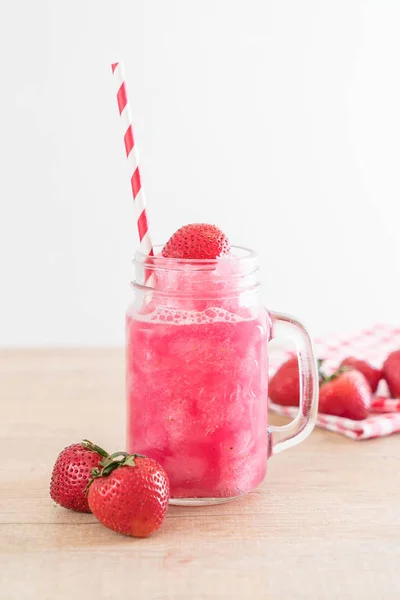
[126, 246, 319, 505]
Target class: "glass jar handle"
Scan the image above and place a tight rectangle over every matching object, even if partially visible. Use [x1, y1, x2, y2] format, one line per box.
[268, 311, 319, 456]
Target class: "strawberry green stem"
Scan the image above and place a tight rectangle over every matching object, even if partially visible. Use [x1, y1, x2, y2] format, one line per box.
[318, 361, 352, 385]
[85, 452, 147, 494]
[81, 439, 109, 458]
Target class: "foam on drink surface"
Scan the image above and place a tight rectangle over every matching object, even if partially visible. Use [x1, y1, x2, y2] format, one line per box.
[130, 305, 253, 326]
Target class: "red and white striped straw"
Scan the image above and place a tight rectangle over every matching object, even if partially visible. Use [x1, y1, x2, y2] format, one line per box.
[111, 62, 153, 257]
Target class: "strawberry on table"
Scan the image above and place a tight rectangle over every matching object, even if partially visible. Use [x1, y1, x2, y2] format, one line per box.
[339, 357, 382, 393]
[319, 368, 371, 421]
[162, 223, 230, 259]
[269, 357, 300, 406]
[50, 440, 109, 513]
[383, 350, 400, 398]
[88, 452, 170, 538]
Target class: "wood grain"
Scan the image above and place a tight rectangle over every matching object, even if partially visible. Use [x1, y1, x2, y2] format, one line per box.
[1, 349, 399, 599]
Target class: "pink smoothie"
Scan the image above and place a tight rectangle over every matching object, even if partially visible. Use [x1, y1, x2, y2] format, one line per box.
[127, 304, 269, 499]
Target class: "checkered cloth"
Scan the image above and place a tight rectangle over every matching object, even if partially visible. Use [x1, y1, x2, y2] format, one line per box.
[269, 323, 400, 440]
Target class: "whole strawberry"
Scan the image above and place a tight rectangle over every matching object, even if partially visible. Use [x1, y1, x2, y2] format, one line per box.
[88, 452, 170, 538]
[50, 440, 109, 513]
[339, 357, 382, 393]
[269, 357, 299, 406]
[162, 223, 230, 259]
[383, 350, 400, 398]
[319, 368, 371, 420]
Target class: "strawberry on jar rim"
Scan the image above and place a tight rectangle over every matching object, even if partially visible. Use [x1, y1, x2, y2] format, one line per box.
[162, 223, 230, 259]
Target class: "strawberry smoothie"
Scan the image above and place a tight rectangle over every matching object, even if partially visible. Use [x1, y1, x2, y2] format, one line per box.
[126, 257, 270, 500]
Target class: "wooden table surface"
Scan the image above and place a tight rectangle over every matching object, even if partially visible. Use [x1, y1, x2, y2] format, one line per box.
[1, 349, 400, 600]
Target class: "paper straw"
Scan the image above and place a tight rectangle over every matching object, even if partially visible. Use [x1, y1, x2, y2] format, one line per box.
[111, 62, 154, 258]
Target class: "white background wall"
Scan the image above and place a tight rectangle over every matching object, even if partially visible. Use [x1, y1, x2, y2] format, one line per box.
[1, 0, 399, 346]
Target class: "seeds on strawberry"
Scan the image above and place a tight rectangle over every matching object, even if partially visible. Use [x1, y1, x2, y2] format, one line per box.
[50, 440, 109, 513]
[88, 453, 170, 538]
[339, 357, 382, 393]
[269, 357, 300, 406]
[162, 223, 230, 259]
[319, 369, 371, 420]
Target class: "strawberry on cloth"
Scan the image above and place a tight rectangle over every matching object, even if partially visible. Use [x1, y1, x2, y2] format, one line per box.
[268, 324, 400, 440]
[339, 357, 382, 393]
[383, 350, 400, 398]
[269, 357, 299, 406]
[318, 368, 371, 421]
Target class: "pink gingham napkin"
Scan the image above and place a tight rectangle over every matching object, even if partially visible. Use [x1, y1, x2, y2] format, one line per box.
[269, 323, 400, 440]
